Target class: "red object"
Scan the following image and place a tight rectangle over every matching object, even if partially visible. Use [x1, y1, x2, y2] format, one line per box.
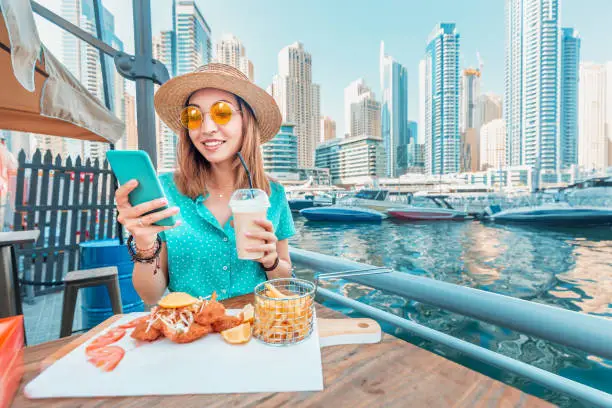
[119, 316, 149, 329]
[0, 316, 24, 408]
[85, 328, 126, 355]
[86, 346, 125, 372]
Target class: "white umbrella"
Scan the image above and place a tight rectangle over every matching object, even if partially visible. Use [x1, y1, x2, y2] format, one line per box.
[0, 0, 124, 143]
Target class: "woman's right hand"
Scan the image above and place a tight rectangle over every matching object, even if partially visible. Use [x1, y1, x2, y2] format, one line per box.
[115, 179, 181, 248]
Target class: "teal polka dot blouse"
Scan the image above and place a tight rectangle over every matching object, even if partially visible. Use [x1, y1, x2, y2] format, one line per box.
[158, 172, 296, 300]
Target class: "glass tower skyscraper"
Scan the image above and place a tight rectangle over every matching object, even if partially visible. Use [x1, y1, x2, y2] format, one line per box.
[262, 124, 298, 176]
[505, 0, 561, 173]
[173, 0, 212, 77]
[560, 28, 580, 169]
[422, 23, 460, 175]
[379, 41, 408, 178]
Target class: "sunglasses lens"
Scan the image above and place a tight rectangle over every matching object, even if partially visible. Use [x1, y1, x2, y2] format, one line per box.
[210, 101, 233, 125]
[180, 107, 202, 130]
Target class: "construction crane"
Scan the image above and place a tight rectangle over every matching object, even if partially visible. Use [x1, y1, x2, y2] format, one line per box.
[477, 51, 484, 74]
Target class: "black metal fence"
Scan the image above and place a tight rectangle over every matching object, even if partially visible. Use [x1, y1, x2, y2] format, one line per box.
[11, 149, 118, 298]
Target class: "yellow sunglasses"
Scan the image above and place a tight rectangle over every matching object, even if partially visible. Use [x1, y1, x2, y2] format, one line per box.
[180, 101, 241, 130]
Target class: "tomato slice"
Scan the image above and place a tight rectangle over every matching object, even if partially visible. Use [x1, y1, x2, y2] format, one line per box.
[87, 346, 125, 372]
[119, 315, 150, 329]
[85, 328, 126, 355]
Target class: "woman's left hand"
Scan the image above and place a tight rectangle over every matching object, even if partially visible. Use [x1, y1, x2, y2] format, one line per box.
[244, 219, 279, 269]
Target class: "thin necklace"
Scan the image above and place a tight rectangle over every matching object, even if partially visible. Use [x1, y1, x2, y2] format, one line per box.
[206, 184, 232, 199]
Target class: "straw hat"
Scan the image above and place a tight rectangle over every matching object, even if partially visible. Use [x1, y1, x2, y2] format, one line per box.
[154, 63, 282, 143]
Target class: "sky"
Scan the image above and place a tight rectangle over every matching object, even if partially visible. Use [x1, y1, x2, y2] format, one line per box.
[35, 0, 612, 136]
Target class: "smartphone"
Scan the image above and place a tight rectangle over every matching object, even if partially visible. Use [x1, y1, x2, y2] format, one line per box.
[106, 150, 177, 227]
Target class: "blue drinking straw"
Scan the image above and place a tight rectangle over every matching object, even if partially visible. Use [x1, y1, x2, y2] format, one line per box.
[236, 152, 254, 198]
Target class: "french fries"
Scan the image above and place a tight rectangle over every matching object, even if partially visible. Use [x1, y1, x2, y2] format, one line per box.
[254, 282, 314, 344]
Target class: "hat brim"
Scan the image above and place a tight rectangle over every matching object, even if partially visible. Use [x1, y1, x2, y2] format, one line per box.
[154, 72, 282, 143]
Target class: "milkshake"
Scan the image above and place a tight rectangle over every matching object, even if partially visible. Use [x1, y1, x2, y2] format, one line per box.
[229, 189, 270, 260]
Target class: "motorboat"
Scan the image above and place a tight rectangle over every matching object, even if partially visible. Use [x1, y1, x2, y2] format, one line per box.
[349, 189, 411, 213]
[299, 206, 386, 222]
[485, 202, 612, 225]
[564, 176, 612, 207]
[387, 196, 470, 221]
[287, 192, 334, 212]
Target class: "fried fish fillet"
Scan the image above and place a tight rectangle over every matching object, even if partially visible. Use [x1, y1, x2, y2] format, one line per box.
[161, 322, 212, 344]
[195, 300, 227, 326]
[212, 315, 242, 333]
[131, 320, 162, 342]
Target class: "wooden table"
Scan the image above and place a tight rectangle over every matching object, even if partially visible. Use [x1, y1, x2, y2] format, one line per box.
[12, 295, 552, 407]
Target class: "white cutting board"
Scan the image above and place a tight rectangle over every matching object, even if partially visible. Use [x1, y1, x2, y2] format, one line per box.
[25, 311, 323, 398]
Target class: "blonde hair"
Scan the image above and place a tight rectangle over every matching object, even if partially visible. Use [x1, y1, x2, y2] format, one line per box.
[174, 96, 271, 198]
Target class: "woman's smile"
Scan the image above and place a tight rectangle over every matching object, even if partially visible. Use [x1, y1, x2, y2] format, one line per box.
[201, 138, 227, 152]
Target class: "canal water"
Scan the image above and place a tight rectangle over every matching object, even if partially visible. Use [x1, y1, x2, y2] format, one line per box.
[289, 215, 612, 407]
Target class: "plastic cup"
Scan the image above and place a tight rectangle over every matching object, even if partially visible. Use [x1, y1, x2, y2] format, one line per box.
[229, 189, 270, 260]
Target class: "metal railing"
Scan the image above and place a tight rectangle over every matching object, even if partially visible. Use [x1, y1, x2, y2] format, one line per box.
[289, 247, 612, 407]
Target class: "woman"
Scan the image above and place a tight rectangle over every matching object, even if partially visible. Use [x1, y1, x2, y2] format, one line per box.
[115, 63, 295, 305]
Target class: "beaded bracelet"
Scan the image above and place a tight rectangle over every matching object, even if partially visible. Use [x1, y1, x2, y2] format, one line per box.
[127, 235, 162, 274]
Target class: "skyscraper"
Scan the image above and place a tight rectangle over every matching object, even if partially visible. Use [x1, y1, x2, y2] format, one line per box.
[124, 93, 138, 150]
[311, 83, 321, 153]
[102, 7, 124, 114]
[459, 68, 481, 133]
[608, 62, 612, 165]
[173, 0, 212, 77]
[214, 34, 254, 81]
[505, 0, 561, 174]
[156, 31, 174, 71]
[476, 93, 503, 128]
[344, 79, 380, 141]
[344, 79, 371, 138]
[418, 59, 426, 146]
[459, 68, 481, 173]
[422, 23, 460, 175]
[271, 42, 320, 168]
[59, 0, 124, 161]
[261, 124, 298, 178]
[153, 32, 179, 170]
[578, 63, 609, 171]
[60, 0, 82, 79]
[560, 28, 581, 169]
[151, 1, 211, 170]
[380, 41, 409, 177]
[405, 121, 424, 171]
[351, 98, 381, 141]
[320, 117, 336, 143]
[480, 119, 507, 170]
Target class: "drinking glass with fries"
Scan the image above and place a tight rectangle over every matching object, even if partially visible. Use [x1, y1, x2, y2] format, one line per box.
[253, 278, 315, 346]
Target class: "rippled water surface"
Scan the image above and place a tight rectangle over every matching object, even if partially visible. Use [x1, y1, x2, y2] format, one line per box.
[289, 216, 612, 407]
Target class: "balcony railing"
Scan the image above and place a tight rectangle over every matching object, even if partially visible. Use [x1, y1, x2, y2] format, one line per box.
[289, 247, 612, 408]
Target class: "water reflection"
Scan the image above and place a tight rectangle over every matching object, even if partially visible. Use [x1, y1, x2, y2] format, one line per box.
[291, 216, 612, 406]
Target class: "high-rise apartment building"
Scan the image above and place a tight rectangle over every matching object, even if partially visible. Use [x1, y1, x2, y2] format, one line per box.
[422, 23, 460, 175]
[173, 0, 212, 77]
[578, 63, 609, 171]
[480, 119, 507, 170]
[505, 0, 561, 173]
[460, 68, 481, 133]
[320, 117, 336, 143]
[270, 42, 320, 168]
[560, 28, 581, 169]
[380, 42, 409, 177]
[214, 34, 254, 81]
